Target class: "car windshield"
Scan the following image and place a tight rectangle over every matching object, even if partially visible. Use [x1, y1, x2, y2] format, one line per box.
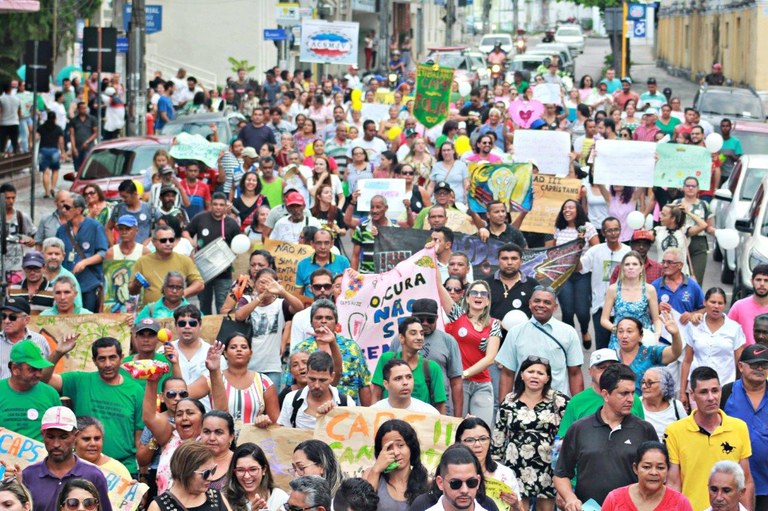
[481, 37, 509, 46]
[699, 94, 764, 119]
[469, 55, 486, 68]
[510, 60, 542, 72]
[741, 168, 768, 201]
[81, 146, 163, 180]
[557, 28, 581, 36]
[427, 53, 464, 69]
[736, 131, 768, 154]
[161, 120, 227, 138]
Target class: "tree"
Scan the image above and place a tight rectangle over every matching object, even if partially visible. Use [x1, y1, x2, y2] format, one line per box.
[0, 0, 100, 81]
[564, 0, 621, 8]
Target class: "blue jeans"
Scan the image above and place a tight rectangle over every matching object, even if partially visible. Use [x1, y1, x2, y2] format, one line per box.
[558, 271, 592, 335]
[593, 308, 612, 350]
[462, 380, 494, 427]
[263, 371, 282, 395]
[199, 277, 231, 315]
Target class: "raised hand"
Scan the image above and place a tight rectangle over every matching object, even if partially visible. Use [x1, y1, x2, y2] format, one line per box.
[205, 341, 225, 372]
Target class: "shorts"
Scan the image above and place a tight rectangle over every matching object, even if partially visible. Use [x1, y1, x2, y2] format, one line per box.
[39, 147, 61, 171]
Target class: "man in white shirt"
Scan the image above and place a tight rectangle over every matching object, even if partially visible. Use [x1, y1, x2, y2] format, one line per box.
[171, 304, 219, 410]
[350, 120, 387, 166]
[277, 350, 354, 429]
[371, 359, 439, 414]
[427, 445, 491, 511]
[290, 268, 334, 351]
[270, 191, 321, 243]
[704, 461, 748, 511]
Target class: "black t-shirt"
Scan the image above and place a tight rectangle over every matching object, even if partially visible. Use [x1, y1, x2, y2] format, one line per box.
[489, 225, 528, 248]
[184, 212, 241, 279]
[459, 102, 490, 134]
[37, 123, 63, 148]
[485, 274, 537, 335]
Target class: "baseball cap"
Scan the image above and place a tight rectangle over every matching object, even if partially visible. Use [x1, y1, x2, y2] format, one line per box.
[117, 215, 138, 228]
[643, 107, 659, 116]
[646, 77, 657, 84]
[10, 340, 54, 369]
[22, 251, 45, 268]
[621, 77, 632, 84]
[160, 185, 178, 196]
[740, 344, 768, 364]
[1, 296, 30, 315]
[590, 349, 619, 367]
[349, 64, 359, 70]
[434, 181, 453, 193]
[530, 119, 547, 130]
[285, 191, 305, 207]
[241, 147, 258, 159]
[411, 299, 438, 317]
[159, 165, 174, 175]
[404, 128, 417, 138]
[41, 406, 78, 432]
[135, 317, 160, 334]
[631, 229, 654, 243]
[713, 63, 723, 70]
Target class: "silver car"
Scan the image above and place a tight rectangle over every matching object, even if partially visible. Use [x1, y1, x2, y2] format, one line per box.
[555, 25, 585, 54]
[714, 154, 768, 284]
[734, 175, 768, 300]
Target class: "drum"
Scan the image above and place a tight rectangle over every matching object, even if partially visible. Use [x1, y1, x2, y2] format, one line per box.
[194, 237, 236, 282]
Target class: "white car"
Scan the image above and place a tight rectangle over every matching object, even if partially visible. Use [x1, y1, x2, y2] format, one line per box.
[713, 154, 768, 284]
[734, 175, 768, 300]
[478, 34, 514, 55]
[555, 25, 585, 54]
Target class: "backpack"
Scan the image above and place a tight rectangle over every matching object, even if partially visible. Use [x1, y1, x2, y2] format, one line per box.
[289, 389, 349, 427]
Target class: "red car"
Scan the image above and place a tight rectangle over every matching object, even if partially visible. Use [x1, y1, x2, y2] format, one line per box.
[65, 135, 221, 200]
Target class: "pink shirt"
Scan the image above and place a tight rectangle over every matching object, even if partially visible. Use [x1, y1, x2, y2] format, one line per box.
[728, 296, 768, 346]
[602, 486, 693, 511]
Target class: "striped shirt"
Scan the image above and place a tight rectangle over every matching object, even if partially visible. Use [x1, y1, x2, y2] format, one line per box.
[0, 329, 51, 380]
[222, 372, 273, 423]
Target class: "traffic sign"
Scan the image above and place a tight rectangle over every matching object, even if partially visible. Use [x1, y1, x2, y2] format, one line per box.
[123, 4, 163, 34]
[264, 29, 288, 41]
[82, 27, 117, 73]
[632, 20, 647, 38]
[276, 3, 300, 25]
[627, 3, 646, 20]
[117, 36, 129, 53]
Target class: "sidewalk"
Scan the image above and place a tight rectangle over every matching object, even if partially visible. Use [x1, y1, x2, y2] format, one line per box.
[627, 39, 700, 107]
[8, 163, 69, 224]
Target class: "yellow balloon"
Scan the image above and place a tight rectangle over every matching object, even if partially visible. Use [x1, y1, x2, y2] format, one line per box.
[351, 100, 363, 111]
[388, 126, 402, 141]
[133, 179, 144, 195]
[351, 89, 362, 103]
[455, 135, 471, 156]
[305, 144, 315, 157]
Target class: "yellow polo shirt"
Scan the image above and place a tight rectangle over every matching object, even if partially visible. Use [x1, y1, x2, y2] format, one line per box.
[664, 409, 751, 511]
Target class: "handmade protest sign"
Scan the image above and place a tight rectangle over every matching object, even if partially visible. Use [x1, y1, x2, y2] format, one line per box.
[513, 130, 571, 175]
[468, 163, 534, 214]
[374, 226, 583, 289]
[357, 178, 406, 217]
[508, 99, 544, 128]
[360, 103, 391, 123]
[264, 238, 315, 295]
[315, 407, 464, 478]
[593, 140, 656, 187]
[532, 83, 561, 104]
[169, 132, 227, 169]
[515, 175, 582, 234]
[485, 478, 516, 511]
[0, 429, 148, 511]
[238, 426, 313, 490]
[655, 143, 712, 189]
[102, 260, 139, 313]
[414, 64, 454, 128]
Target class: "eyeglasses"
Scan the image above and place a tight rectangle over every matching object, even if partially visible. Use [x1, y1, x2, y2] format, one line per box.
[660, 260, 681, 266]
[60, 204, 73, 211]
[468, 290, 490, 298]
[447, 478, 480, 490]
[165, 390, 189, 399]
[415, 315, 437, 324]
[526, 355, 550, 365]
[400, 171, 415, 175]
[283, 505, 319, 511]
[194, 465, 217, 480]
[640, 380, 659, 387]
[157, 237, 175, 244]
[461, 436, 490, 445]
[312, 283, 333, 291]
[84, 191, 96, 197]
[288, 462, 317, 476]
[234, 466, 262, 477]
[1, 313, 21, 321]
[445, 286, 464, 293]
[176, 319, 199, 328]
[63, 498, 99, 511]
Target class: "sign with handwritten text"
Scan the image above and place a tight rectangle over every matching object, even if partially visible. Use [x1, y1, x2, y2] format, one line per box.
[264, 238, 315, 295]
[654, 143, 712, 189]
[357, 178, 406, 217]
[237, 426, 313, 490]
[514, 175, 582, 234]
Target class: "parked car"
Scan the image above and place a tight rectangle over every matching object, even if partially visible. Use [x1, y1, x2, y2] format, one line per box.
[424, 47, 491, 87]
[732, 121, 768, 155]
[693, 86, 766, 131]
[733, 175, 768, 300]
[532, 43, 576, 76]
[508, 54, 549, 80]
[713, 154, 768, 283]
[159, 111, 239, 145]
[554, 24, 585, 54]
[478, 33, 514, 54]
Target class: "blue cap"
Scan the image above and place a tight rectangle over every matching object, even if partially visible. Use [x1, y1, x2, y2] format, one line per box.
[530, 119, 547, 130]
[117, 215, 138, 227]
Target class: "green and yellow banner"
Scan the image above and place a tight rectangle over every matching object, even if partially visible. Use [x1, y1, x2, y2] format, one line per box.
[414, 64, 454, 128]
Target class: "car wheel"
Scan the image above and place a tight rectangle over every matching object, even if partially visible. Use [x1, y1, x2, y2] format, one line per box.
[713, 240, 723, 262]
[721, 253, 735, 284]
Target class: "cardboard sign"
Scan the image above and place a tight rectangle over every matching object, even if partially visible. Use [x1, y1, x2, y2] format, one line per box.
[0, 428, 148, 511]
[532, 83, 561, 104]
[169, 132, 227, 169]
[237, 426, 313, 491]
[515, 175, 582, 234]
[102, 260, 139, 313]
[263, 238, 315, 295]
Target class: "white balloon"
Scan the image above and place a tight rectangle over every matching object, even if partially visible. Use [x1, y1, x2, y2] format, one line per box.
[644, 213, 655, 230]
[715, 228, 740, 250]
[502, 310, 529, 331]
[458, 81, 472, 97]
[626, 210, 645, 230]
[230, 234, 251, 255]
[705, 133, 724, 153]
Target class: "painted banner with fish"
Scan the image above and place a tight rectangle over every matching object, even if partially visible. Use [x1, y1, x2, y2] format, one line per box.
[468, 163, 534, 214]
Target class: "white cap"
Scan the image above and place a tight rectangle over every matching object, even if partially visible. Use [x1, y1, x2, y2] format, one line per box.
[41, 406, 77, 432]
[589, 349, 619, 368]
[104, 86, 116, 97]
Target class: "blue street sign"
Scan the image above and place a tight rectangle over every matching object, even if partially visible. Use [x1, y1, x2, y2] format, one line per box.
[264, 29, 288, 41]
[124, 5, 163, 34]
[633, 20, 647, 38]
[627, 3, 646, 20]
[117, 37, 129, 53]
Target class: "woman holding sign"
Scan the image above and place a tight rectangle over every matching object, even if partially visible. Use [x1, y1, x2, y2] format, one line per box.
[671, 177, 714, 284]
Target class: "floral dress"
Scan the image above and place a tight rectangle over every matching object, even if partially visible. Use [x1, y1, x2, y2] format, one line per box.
[608, 280, 653, 349]
[491, 389, 569, 499]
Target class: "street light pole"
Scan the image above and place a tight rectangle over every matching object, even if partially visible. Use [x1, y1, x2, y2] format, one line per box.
[127, 0, 147, 136]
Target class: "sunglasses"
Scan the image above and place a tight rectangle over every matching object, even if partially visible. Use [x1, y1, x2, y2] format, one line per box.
[165, 390, 189, 399]
[84, 191, 96, 196]
[312, 283, 333, 291]
[447, 477, 480, 490]
[195, 465, 217, 480]
[157, 237, 175, 244]
[468, 290, 490, 298]
[400, 171, 415, 175]
[415, 315, 437, 324]
[445, 286, 464, 293]
[63, 498, 99, 511]
[526, 355, 550, 365]
[177, 320, 199, 328]
[60, 204, 73, 211]
[1, 313, 21, 321]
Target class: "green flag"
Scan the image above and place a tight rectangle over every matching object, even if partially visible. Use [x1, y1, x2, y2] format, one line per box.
[414, 64, 454, 128]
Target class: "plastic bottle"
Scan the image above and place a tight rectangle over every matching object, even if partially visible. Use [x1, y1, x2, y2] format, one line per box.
[551, 435, 563, 470]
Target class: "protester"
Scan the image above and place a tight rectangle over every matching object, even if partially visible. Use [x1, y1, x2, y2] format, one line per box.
[291, 439, 343, 495]
[223, 443, 288, 511]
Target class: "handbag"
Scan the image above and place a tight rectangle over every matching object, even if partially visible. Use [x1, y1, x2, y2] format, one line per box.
[216, 312, 253, 343]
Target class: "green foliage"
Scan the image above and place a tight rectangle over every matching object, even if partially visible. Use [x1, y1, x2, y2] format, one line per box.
[227, 57, 256, 74]
[0, 0, 100, 81]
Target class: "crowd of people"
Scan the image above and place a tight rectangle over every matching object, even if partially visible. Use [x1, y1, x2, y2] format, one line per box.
[0, 54, 762, 511]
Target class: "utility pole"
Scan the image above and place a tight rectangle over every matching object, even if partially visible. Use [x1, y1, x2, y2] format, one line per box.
[445, 0, 455, 45]
[513, 0, 519, 32]
[379, 0, 389, 71]
[126, 0, 147, 136]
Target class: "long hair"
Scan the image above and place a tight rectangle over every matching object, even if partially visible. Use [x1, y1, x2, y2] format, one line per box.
[610, 185, 635, 204]
[459, 280, 492, 328]
[454, 417, 497, 473]
[617, 250, 646, 284]
[294, 440, 343, 494]
[224, 443, 275, 511]
[512, 356, 552, 400]
[374, 420, 428, 503]
[554, 199, 588, 230]
[238, 171, 263, 197]
[310, 183, 338, 223]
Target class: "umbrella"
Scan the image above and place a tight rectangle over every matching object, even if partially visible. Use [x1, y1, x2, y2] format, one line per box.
[55, 65, 82, 85]
[16, 65, 25, 80]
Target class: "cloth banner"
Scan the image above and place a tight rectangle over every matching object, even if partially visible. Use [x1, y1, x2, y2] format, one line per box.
[593, 140, 656, 187]
[299, 20, 359, 65]
[102, 260, 139, 313]
[314, 407, 463, 478]
[337, 249, 443, 371]
[237, 426, 313, 490]
[468, 163, 534, 213]
[515, 175, 582, 234]
[169, 132, 227, 169]
[512, 130, 571, 176]
[0, 429, 148, 511]
[263, 238, 315, 295]
[374, 226, 583, 287]
[414, 64, 454, 128]
[654, 143, 712, 189]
